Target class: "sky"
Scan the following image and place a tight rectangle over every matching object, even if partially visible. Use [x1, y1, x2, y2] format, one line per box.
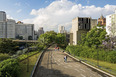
[0, 0, 116, 32]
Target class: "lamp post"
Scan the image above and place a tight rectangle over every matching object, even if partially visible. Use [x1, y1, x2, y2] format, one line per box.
[27, 47, 29, 72]
[95, 45, 99, 67]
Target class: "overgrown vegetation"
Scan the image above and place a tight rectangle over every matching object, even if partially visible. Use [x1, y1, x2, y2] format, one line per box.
[66, 26, 116, 63]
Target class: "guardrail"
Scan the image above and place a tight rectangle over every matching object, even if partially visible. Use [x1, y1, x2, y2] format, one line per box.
[30, 47, 49, 77]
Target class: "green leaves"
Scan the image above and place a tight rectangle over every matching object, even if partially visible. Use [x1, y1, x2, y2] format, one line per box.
[81, 26, 107, 47]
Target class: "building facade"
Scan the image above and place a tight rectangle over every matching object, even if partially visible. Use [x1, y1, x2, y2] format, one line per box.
[0, 11, 34, 40]
[0, 11, 7, 38]
[106, 10, 116, 37]
[7, 19, 16, 38]
[58, 26, 67, 33]
[15, 21, 34, 40]
[38, 27, 44, 37]
[98, 15, 106, 26]
[70, 17, 97, 45]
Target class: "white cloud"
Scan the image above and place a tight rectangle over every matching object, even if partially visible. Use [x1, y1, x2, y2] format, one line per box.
[7, 15, 13, 19]
[17, 9, 22, 13]
[23, 0, 116, 32]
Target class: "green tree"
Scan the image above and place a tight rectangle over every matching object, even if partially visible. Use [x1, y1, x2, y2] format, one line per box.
[0, 38, 18, 54]
[83, 27, 107, 47]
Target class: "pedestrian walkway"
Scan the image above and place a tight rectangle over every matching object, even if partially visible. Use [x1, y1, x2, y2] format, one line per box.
[33, 47, 107, 77]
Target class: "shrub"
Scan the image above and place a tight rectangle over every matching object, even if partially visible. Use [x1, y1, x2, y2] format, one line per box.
[0, 59, 20, 77]
[0, 53, 10, 61]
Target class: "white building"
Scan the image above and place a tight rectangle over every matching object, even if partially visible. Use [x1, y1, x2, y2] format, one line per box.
[58, 26, 67, 33]
[106, 10, 116, 37]
[0, 11, 35, 40]
[7, 19, 16, 38]
[0, 11, 6, 21]
[15, 21, 34, 40]
[0, 11, 7, 38]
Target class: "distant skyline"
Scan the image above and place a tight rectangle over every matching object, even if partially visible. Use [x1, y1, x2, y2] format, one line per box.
[0, 0, 116, 32]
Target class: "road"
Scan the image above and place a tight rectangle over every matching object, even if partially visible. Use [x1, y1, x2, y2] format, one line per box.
[33, 47, 108, 77]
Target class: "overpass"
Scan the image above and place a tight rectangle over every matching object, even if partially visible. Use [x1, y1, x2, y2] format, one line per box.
[13, 40, 39, 43]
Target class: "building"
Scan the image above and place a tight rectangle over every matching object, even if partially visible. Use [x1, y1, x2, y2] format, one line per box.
[98, 15, 106, 26]
[0, 11, 6, 21]
[0, 11, 7, 38]
[70, 17, 97, 45]
[0, 11, 34, 40]
[106, 10, 116, 37]
[38, 27, 44, 37]
[7, 19, 16, 38]
[15, 21, 34, 40]
[58, 26, 67, 33]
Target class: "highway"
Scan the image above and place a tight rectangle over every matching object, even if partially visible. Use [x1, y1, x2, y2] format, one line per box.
[33, 47, 109, 77]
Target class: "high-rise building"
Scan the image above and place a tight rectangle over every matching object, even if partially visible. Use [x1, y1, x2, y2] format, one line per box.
[7, 19, 16, 38]
[0, 11, 7, 38]
[0, 11, 35, 40]
[0, 11, 6, 21]
[38, 27, 44, 37]
[98, 15, 106, 26]
[15, 21, 34, 40]
[58, 26, 67, 33]
[106, 10, 116, 37]
[70, 17, 97, 45]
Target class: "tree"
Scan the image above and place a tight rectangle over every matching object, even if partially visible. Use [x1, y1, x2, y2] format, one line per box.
[55, 33, 67, 45]
[0, 39, 18, 54]
[81, 26, 107, 47]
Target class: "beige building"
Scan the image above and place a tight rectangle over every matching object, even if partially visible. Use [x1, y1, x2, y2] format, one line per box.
[98, 15, 106, 26]
[70, 17, 97, 45]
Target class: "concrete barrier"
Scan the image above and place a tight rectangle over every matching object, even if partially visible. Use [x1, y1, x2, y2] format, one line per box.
[64, 52, 115, 77]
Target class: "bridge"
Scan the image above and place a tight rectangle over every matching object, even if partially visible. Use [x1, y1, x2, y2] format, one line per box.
[13, 40, 39, 43]
[32, 46, 112, 77]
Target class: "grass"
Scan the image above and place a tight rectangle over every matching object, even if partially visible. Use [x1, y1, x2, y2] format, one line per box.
[19, 52, 41, 77]
[78, 57, 116, 76]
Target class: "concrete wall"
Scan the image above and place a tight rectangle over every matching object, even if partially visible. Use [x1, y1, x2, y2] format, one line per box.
[0, 21, 7, 38]
[15, 23, 34, 40]
[72, 17, 78, 45]
[7, 19, 16, 38]
[0, 11, 6, 21]
[91, 19, 97, 29]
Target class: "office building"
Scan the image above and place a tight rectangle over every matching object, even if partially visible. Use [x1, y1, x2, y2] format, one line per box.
[70, 17, 97, 45]
[58, 26, 67, 33]
[0, 11, 34, 40]
[38, 27, 44, 37]
[15, 21, 34, 40]
[7, 19, 16, 38]
[0, 11, 7, 38]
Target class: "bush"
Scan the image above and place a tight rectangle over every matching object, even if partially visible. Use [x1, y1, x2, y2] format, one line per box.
[66, 45, 116, 63]
[107, 51, 116, 63]
[0, 59, 20, 77]
[0, 53, 10, 61]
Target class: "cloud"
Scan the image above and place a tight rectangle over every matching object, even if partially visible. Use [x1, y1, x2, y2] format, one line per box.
[7, 15, 13, 19]
[17, 9, 22, 13]
[14, 2, 21, 6]
[23, 0, 116, 32]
